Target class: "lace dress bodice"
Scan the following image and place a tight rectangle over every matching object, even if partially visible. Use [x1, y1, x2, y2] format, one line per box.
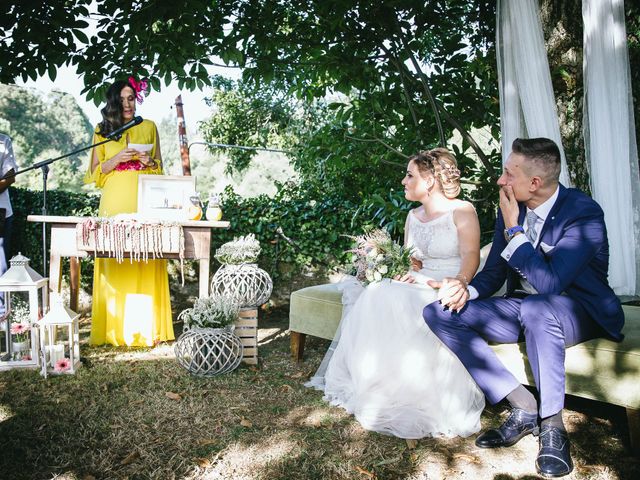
[406, 209, 461, 279]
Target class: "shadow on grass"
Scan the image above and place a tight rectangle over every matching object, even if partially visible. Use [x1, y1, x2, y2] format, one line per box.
[0, 305, 639, 479]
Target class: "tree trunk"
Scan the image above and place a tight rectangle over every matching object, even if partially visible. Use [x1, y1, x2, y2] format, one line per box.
[539, 0, 640, 192]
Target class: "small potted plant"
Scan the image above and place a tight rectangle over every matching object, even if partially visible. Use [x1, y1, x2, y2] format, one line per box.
[213, 233, 261, 265]
[178, 295, 240, 332]
[174, 295, 244, 376]
[211, 234, 273, 307]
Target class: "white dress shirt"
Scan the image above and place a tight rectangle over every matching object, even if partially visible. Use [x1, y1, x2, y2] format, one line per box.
[468, 186, 560, 299]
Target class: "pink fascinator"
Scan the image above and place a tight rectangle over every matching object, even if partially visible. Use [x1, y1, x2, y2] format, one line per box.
[128, 76, 148, 104]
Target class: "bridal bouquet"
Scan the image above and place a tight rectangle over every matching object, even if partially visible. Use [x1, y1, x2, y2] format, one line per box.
[348, 229, 413, 284]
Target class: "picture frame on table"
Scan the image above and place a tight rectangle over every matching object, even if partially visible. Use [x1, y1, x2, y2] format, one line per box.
[137, 175, 196, 221]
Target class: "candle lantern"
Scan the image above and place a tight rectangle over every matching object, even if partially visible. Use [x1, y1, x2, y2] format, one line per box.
[38, 295, 81, 378]
[0, 253, 48, 371]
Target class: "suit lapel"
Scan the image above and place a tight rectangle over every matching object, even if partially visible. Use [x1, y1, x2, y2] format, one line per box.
[537, 184, 567, 243]
[517, 204, 526, 225]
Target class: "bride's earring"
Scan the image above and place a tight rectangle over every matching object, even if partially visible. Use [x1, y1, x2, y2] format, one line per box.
[426, 177, 436, 196]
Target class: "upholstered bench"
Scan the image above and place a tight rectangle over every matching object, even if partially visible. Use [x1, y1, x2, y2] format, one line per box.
[289, 284, 640, 454]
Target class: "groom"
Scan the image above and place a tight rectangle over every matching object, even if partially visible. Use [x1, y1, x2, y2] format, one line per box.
[423, 137, 624, 478]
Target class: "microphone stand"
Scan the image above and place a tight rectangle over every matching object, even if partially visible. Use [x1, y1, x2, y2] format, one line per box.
[3, 136, 118, 278]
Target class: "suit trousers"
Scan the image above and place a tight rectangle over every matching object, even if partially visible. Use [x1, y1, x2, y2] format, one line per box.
[423, 294, 604, 418]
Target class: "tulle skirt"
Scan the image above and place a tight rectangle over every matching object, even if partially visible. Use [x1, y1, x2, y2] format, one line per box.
[307, 278, 485, 439]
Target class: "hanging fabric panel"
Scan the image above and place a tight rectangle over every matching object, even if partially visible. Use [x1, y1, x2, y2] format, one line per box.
[583, 0, 639, 295]
[496, 0, 571, 186]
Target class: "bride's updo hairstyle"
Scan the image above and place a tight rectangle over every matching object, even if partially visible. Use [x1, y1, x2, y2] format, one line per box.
[409, 148, 461, 199]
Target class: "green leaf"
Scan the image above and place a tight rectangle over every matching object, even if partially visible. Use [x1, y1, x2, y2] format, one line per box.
[73, 29, 89, 44]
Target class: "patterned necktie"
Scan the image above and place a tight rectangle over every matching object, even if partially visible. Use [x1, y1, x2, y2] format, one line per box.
[525, 211, 539, 244]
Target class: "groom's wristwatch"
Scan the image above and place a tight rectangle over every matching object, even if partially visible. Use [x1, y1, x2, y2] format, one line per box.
[504, 225, 525, 242]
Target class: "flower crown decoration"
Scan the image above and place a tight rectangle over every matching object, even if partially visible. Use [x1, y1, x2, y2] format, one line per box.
[128, 76, 148, 104]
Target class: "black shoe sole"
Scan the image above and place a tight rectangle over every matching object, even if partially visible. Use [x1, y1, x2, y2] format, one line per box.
[475, 428, 540, 448]
[475, 427, 539, 449]
[536, 466, 573, 478]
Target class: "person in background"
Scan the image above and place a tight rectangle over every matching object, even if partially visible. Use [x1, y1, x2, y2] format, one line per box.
[0, 132, 18, 311]
[84, 77, 174, 346]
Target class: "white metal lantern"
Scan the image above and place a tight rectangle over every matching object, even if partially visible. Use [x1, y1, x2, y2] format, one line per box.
[210, 264, 273, 308]
[0, 253, 48, 371]
[38, 295, 81, 378]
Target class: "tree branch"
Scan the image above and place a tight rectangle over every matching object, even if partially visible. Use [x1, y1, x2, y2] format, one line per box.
[434, 100, 497, 178]
[392, 15, 445, 147]
[344, 134, 408, 161]
[388, 41, 497, 179]
[379, 44, 423, 144]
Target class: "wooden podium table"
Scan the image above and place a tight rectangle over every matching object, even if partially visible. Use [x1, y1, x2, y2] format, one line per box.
[27, 215, 230, 311]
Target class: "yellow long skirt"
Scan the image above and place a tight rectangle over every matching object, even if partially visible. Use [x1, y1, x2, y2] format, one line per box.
[89, 170, 175, 346]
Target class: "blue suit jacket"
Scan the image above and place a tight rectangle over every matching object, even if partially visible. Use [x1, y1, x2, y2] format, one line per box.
[470, 184, 625, 341]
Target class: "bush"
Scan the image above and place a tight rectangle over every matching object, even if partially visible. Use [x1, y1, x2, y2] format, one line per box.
[210, 183, 380, 289]
[7, 183, 498, 299]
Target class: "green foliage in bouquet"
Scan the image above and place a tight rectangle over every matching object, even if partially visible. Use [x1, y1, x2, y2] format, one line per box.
[178, 296, 240, 331]
[214, 233, 262, 265]
[348, 229, 413, 285]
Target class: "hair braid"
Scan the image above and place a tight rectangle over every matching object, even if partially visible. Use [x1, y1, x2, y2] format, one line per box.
[409, 147, 461, 199]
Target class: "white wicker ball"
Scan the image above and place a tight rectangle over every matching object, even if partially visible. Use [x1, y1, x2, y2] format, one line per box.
[174, 327, 243, 376]
[210, 264, 273, 308]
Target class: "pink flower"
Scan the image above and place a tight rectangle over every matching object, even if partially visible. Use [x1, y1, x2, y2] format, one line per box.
[10, 322, 30, 341]
[10, 323, 29, 335]
[115, 160, 146, 171]
[128, 76, 148, 104]
[54, 358, 72, 372]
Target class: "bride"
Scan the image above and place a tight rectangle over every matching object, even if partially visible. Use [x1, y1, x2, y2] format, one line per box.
[307, 148, 486, 439]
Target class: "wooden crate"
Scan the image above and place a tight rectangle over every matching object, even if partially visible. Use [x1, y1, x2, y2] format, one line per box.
[234, 308, 258, 365]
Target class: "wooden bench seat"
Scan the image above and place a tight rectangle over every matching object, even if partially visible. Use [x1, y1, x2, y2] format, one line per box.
[289, 283, 640, 454]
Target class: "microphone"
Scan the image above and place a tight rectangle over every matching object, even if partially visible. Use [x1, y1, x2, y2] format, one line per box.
[106, 116, 143, 140]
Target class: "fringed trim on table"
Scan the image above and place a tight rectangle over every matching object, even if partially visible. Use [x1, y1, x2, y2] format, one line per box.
[76, 217, 186, 284]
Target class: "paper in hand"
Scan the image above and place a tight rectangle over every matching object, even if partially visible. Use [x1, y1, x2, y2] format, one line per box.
[128, 143, 153, 152]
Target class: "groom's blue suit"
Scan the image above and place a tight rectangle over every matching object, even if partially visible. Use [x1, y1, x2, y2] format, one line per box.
[424, 184, 625, 418]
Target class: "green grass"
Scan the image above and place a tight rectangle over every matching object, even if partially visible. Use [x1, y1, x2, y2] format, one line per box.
[1, 306, 638, 480]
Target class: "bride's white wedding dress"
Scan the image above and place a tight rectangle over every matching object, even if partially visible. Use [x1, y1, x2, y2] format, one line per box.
[307, 208, 485, 439]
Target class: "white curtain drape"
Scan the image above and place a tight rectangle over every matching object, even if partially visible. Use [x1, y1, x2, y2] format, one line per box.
[496, 0, 571, 186]
[583, 0, 639, 296]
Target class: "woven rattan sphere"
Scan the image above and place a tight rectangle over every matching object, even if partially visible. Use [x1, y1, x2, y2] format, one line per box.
[174, 327, 243, 376]
[210, 264, 273, 307]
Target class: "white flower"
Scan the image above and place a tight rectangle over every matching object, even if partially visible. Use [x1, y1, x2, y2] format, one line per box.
[365, 270, 374, 282]
[367, 248, 378, 258]
[215, 233, 262, 265]
[373, 271, 382, 282]
[179, 295, 240, 331]
[378, 264, 388, 275]
[376, 254, 385, 262]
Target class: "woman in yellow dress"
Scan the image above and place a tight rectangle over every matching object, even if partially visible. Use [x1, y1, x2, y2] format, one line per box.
[84, 78, 174, 346]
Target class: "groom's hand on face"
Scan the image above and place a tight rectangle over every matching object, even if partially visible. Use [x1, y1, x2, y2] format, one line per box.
[499, 185, 520, 229]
